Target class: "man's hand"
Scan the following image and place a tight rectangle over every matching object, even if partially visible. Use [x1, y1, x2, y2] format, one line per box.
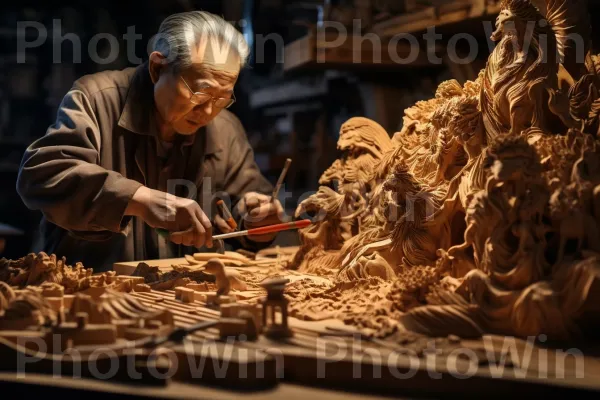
[214, 213, 235, 234]
[236, 192, 285, 242]
[126, 186, 213, 248]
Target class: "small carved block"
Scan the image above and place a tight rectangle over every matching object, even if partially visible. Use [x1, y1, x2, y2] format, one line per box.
[45, 297, 64, 312]
[134, 283, 152, 292]
[179, 288, 195, 303]
[146, 320, 163, 329]
[117, 276, 146, 285]
[71, 324, 117, 346]
[216, 295, 234, 305]
[113, 319, 137, 338]
[41, 285, 64, 298]
[220, 303, 262, 334]
[186, 283, 209, 292]
[63, 295, 74, 309]
[124, 324, 171, 341]
[205, 293, 217, 304]
[220, 303, 239, 318]
[218, 317, 247, 339]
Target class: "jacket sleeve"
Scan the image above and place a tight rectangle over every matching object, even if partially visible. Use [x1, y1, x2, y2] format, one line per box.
[222, 118, 273, 202]
[221, 115, 275, 251]
[16, 88, 143, 234]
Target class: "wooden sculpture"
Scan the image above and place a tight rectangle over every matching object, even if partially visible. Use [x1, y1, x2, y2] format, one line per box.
[260, 278, 293, 339]
[292, 0, 600, 341]
[202, 258, 247, 296]
[0, 252, 133, 295]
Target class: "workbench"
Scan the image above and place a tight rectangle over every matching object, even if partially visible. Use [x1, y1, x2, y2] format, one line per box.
[2, 255, 600, 399]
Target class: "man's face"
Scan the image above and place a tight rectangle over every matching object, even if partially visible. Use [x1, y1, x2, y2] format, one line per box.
[151, 39, 241, 136]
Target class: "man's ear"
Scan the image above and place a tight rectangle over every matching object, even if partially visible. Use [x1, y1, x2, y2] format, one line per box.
[149, 52, 168, 84]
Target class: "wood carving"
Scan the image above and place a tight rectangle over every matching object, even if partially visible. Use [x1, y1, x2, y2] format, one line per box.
[0, 252, 131, 295]
[201, 259, 247, 296]
[131, 261, 216, 290]
[291, 0, 600, 341]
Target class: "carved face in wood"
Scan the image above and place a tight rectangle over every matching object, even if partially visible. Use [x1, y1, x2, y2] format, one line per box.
[486, 137, 541, 184]
[491, 9, 516, 41]
[203, 259, 225, 275]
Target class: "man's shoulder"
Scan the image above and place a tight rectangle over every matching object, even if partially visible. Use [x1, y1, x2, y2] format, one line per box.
[212, 110, 243, 132]
[204, 110, 250, 155]
[209, 110, 246, 141]
[71, 66, 138, 99]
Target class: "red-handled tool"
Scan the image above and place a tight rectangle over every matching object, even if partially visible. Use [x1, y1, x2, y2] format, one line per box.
[216, 199, 238, 230]
[157, 219, 312, 241]
[212, 219, 312, 240]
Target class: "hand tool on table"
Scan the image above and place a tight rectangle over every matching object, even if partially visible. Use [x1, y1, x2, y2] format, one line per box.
[137, 320, 218, 348]
[271, 158, 292, 202]
[156, 219, 312, 242]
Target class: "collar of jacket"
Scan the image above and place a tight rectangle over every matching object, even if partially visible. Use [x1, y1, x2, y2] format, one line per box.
[116, 61, 222, 155]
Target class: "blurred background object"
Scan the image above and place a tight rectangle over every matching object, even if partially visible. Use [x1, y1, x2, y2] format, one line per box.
[0, 222, 24, 255]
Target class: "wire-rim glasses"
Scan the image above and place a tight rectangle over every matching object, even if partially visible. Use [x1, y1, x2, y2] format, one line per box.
[180, 76, 236, 109]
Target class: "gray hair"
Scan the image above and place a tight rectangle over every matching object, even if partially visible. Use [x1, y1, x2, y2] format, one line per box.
[152, 11, 250, 72]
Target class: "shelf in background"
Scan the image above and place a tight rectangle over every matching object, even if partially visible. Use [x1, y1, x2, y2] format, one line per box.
[284, 29, 435, 72]
[370, 0, 502, 37]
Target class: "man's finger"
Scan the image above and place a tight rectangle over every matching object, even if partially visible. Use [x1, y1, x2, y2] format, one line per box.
[273, 199, 285, 218]
[249, 202, 280, 218]
[196, 208, 213, 248]
[214, 215, 234, 233]
[245, 192, 270, 209]
[194, 224, 206, 249]
[244, 195, 261, 210]
[170, 227, 195, 246]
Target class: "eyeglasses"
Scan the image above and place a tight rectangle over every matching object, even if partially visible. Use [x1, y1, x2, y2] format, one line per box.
[180, 76, 236, 109]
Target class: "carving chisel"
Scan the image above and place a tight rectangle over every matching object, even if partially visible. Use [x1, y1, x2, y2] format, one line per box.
[156, 219, 312, 241]
[272, 158, 292, 202]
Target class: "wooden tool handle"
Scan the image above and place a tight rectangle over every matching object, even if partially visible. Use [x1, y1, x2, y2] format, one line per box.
[246, 219, 311, 236]
[216, 199, 237, 230]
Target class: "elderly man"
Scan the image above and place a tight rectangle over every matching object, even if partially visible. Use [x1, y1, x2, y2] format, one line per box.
[16, 11, 284, 271]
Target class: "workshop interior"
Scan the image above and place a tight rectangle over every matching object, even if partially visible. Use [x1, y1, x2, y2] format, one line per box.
[2, 0, 600, 398]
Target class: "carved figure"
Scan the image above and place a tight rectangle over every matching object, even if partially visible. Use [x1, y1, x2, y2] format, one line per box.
[289, 0, 600, 342]
[202, 259, 247, 296]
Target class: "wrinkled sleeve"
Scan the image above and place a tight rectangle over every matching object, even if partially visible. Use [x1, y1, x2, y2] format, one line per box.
[16, 89, 143, 234]
[222, 120, 273, 203]
[222, 117, 274, 250]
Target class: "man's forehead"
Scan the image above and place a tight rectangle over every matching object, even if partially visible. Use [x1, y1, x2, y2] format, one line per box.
[189, 37, 241, 73]
[184, 64, 238, 89]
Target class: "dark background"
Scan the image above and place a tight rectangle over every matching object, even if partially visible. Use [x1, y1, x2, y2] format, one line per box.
[2, 0, 600, 259]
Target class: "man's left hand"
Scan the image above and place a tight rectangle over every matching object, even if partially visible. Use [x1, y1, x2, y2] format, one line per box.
[237, 192, 285, 242]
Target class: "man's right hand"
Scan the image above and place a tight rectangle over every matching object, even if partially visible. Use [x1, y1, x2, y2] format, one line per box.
[126, 186, 213, 248]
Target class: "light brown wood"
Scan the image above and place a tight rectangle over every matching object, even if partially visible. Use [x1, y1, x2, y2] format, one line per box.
[179, 287, 195, 303]
[218, 317, 247, 338]
[193, 251, 250, 263]
[113, 258, 188, 275]
[134, 283, 152, 292]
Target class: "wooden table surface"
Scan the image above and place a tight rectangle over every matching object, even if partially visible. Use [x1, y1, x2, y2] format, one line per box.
[85, 256, 596, 398]
[0, 372, 396, 400]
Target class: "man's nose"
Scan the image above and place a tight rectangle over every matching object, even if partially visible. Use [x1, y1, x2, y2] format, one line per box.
[200, 100, 213, 115]
[192, 101, 213, 115]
